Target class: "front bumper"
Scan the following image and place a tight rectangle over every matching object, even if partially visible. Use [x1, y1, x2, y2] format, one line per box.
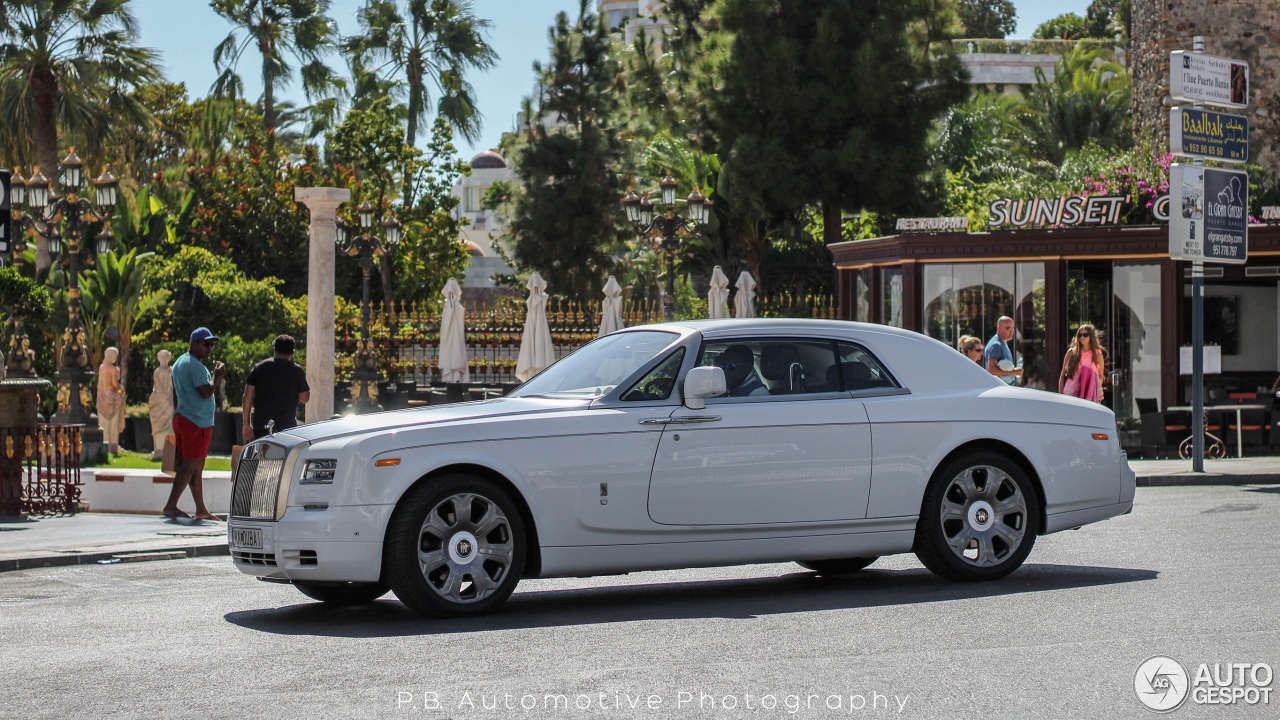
[228, 504, 395, 583]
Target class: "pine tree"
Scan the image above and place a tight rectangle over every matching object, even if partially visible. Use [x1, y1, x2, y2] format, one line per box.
[507, 0, 625, 301]
[707, 0, 970, 246]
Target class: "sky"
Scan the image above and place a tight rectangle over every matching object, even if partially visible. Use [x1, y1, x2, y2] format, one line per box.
[130, 0, 1089, 159]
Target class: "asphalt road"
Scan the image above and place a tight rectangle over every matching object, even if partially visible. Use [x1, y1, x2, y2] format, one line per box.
[2, 485, 1277, 720]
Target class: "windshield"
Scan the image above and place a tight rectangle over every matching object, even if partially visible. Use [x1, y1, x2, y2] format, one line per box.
[510, 330, 681, 399]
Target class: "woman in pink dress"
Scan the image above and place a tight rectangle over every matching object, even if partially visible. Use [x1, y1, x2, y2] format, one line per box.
[1058, 324, 1106, 403]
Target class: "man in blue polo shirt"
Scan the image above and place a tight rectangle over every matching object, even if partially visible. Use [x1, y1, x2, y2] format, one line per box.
[161, 327, 226, 522]
[984, 316, 1023, 386]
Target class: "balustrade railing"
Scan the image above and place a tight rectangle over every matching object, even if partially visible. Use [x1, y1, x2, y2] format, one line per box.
[334, 293, 836, 386]
[0, 424, 83, 516]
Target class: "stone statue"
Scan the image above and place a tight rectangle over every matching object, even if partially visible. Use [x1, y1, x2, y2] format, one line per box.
[96, 347, 124, 454]
[149, 349, 174, 460]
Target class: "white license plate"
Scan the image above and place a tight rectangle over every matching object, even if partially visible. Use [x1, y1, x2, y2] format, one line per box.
[232, 527, 263, 549]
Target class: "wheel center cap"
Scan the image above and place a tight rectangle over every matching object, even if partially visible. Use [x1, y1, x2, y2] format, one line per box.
[449, 531, 479, 564]
[968, 500, 995, 531]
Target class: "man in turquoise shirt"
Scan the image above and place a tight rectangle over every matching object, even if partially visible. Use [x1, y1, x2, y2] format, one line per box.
[161, 327, 226, 522]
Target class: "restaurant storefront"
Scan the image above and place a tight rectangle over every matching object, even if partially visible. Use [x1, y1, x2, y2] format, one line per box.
[830, 224, 1280, 422]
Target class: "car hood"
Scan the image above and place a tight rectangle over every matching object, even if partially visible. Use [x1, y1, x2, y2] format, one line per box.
[274, 396, 594, 444]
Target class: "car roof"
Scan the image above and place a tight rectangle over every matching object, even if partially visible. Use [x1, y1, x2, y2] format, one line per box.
[635, 318, 926, 340]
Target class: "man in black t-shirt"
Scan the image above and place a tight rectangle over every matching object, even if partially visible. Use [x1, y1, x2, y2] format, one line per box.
[242, 335, 311, 440]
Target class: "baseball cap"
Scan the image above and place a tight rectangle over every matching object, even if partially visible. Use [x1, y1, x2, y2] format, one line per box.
[190, 327, 220, 343]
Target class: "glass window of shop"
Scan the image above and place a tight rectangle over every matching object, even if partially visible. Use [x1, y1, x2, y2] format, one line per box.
[851, 269, 871, 322]
[921, 262, 1045, 388]
[881, 267, 904, 328]
[1112, 263, 1162, 420]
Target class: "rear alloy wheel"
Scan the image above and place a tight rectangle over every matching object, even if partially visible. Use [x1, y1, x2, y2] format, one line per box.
[797, 557, 878, 575]
[293, 580, 389, 606]
[386, 475, 527, 618]
[914, 452, 1039, 581]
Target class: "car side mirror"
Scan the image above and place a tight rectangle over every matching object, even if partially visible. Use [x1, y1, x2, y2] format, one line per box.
[683, 366, 726, 410]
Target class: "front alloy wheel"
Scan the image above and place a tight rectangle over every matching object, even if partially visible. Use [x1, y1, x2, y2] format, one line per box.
[914, 452, 1038, 581]
[386, 475, 526, 617]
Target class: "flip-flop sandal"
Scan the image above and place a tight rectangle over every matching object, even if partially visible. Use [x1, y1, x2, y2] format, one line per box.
[161, 512, 192, 520]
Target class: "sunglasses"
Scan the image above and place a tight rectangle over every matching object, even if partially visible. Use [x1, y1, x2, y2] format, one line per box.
[715, 361, 739, 371]
[200, 341, 215, 348]
[1078, 331, 1092, 338]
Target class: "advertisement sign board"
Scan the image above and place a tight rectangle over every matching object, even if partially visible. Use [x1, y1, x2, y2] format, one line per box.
[1169, 51, 1249, 108]
[1168, 164, 1248, 264]
[1169, 107, 1248, 162]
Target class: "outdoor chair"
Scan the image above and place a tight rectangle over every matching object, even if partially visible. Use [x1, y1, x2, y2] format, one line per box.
[1228, 406, 1268, 454]
[1138, 411, 1166, 458]
[1162, 410, 1192, 455]
[1135, 397, 1159, 415]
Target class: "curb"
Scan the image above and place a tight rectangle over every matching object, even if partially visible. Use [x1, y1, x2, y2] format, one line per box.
[0, 543, 228, 573]
[1137, 475, 1280, 487]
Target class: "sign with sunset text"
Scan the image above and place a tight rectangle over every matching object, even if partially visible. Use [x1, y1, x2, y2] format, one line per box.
[987, 196, 1125, 230]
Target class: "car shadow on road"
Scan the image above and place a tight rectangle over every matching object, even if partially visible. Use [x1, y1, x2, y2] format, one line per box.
[223, 563, 1157, 638]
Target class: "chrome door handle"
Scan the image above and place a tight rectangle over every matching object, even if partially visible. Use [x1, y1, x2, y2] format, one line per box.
[638, 418, 672, 425]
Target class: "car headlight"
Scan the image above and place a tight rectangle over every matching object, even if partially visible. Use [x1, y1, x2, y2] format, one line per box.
[300, 459, 337, 484]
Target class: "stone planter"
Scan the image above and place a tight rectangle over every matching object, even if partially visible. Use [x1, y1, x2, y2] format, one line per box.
[120, 417, 138, 452]
[210, 410, 237, 455]
[131, 416, 154, 455]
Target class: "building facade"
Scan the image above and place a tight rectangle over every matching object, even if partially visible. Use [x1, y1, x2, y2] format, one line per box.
[450, 150, 515, 294]
[1132, 0, 1280, 169]
[830, 224, 1280, 422]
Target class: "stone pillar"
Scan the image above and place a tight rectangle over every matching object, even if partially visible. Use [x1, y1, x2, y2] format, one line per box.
[295, 187, 350, 424]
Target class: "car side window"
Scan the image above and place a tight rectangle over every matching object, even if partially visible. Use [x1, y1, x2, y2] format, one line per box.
[697, 339, 839, 397]
[621, 348, 685, 401]
[832, 342, 900, 392]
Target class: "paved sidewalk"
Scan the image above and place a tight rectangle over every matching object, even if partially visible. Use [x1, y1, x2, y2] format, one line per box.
[0, 513, 228, 572]
[1129, 456, 1280, 486]
[2, 457, 1278, 574]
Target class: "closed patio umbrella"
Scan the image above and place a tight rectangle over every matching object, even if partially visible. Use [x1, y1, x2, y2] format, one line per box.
[437, 277, 469, 384]
[598, 275, 625, 336]
[734, 270, 757, 318]
[516, 272, 556, 382]
[708, 266, 729, 319]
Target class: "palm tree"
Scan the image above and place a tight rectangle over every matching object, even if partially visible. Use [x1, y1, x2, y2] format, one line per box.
[211, 0, 342, 133]
[81, 248, 154, 395]
[0, 0, 160, 269]
[345, 0, 497, 147]
[1018, 45, 1131, 165]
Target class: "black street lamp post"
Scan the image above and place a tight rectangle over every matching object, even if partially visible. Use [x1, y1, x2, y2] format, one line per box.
[6, 150, 117, 424]
[621, 171, 710, 322]
[337, 201, 401, 414]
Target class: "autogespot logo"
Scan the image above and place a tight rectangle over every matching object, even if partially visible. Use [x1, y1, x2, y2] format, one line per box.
[1136, 656, 1190, 712]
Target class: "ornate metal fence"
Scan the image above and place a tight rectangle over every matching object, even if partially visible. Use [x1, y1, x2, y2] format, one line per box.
[0, 424, 83, 516]
[335, 294, 836, 386]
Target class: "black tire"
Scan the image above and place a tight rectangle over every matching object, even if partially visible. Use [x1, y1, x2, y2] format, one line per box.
[797, 557, 878, 575]
[914, 450, 1039, 581]
[293, 580, 389, 606]
[385, 474, 527, 618]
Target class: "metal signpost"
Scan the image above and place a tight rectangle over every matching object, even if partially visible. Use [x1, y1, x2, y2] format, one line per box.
[1169, 38, 1249, 472]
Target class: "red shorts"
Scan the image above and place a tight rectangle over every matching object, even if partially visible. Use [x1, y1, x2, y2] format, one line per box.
[173, 413, 213, 460]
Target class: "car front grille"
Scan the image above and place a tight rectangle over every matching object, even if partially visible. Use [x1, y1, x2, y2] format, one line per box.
[231, 448, 286, 519]
[232, 551, 277, 567]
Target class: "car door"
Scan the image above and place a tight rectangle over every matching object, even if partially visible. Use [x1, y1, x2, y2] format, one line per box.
[647, 337, 873, 525]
